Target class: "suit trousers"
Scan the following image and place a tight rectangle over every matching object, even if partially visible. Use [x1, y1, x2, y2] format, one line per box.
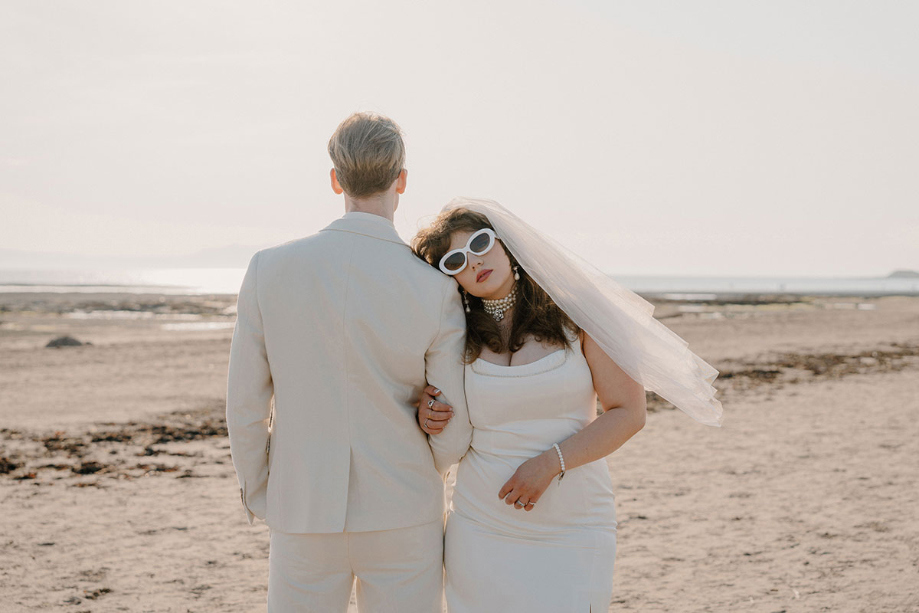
[267, 519, 444, 613]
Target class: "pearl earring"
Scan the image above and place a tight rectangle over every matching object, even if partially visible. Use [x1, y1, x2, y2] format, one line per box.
[514, 266, 520, 281]
[463, 290, 471, 313]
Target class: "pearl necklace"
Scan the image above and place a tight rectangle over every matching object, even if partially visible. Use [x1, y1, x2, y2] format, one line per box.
[482, 285, 517, 322]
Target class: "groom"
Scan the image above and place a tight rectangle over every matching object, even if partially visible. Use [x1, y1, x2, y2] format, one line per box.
[226, 112, 471, 612]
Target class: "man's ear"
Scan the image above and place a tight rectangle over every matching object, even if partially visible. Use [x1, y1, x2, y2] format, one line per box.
[395, 168, 408, 195]
[330, 168, 344, 195]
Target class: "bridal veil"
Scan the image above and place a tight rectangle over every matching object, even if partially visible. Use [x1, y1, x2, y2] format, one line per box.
[441, 197, 724, 427]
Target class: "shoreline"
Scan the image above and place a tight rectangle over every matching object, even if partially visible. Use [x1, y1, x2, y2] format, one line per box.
[1, 288, 917, 314]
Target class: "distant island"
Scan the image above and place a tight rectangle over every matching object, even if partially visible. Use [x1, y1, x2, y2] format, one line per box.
[888, 270, 919, 279]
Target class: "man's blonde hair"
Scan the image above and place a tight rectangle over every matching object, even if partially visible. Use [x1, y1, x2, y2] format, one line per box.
[328, 112, 405, 198]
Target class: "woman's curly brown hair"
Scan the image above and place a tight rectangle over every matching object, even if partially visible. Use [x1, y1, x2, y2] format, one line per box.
[412, 207, 579, 364]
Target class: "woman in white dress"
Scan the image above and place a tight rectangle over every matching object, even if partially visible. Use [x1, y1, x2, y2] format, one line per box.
[413, 199, 723, 612]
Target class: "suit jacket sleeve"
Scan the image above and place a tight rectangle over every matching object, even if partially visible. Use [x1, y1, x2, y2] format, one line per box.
[226, 250, 273, 525]
[424, 279, 473, 475]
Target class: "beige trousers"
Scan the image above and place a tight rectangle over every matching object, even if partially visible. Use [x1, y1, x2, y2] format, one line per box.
[267, 519, 444, 613]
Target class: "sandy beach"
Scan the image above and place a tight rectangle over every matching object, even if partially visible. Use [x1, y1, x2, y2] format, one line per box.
[1, 291, 917, 612]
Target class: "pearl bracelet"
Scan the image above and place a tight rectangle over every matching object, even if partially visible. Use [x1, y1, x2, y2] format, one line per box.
[553, 443, 566, 483]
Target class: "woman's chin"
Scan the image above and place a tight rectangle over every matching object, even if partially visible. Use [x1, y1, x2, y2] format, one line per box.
[470, 282, 509, 301]
[465, 287, 491, 300]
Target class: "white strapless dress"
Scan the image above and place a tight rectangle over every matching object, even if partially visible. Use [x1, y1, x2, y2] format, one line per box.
[444, 334, 617, 612]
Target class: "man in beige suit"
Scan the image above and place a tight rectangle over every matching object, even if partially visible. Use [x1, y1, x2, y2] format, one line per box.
[226, 112, 471, 612]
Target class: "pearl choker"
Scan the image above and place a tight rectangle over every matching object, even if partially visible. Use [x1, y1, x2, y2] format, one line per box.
[482, 285, 517, 322]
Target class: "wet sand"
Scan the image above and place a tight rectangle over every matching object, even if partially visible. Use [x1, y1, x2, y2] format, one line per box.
[1, 292, 918, 611]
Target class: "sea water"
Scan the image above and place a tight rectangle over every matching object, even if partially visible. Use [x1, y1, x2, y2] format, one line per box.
[1, 268, 917, 298]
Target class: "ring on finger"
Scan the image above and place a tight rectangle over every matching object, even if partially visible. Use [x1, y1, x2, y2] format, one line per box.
[424, 418, 430, 429]
[427, 399, 435, 408]
[525, 501, 535, 507]
[514, 499, 526, 508]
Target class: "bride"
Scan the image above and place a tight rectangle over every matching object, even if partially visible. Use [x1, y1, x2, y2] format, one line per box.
[412, 198, 722, 612]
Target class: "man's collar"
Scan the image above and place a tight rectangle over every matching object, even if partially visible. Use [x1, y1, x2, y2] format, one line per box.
[341, 211, 396, 227]
[321, 212, 407, 246]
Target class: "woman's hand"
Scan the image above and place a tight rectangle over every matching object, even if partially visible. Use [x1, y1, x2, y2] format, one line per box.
[498, 451, 560, 512]
[416, 385, 454, 435]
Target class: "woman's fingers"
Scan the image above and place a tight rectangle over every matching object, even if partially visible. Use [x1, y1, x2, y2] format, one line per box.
[419, 395, 452, 435]
[421, 391, 454, 423]
[513, 490, 538, 511]
[500, 483, 527, 505]
[505, 489, 529, 508]
[421, 417, 445, 435]
[423, 394, 452, 412]
[426, 402, 454, 421]
[499, 481, 543, 510]
[417, 386, 450, 437]
[420, 392, 449, 408]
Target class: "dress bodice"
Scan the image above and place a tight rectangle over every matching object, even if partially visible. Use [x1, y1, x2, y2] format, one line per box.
[466, 336, 597, 457]
[451, 333, 617, 537]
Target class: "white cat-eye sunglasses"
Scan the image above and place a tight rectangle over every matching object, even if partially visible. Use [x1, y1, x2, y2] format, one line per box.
[438, 228, 498, 275]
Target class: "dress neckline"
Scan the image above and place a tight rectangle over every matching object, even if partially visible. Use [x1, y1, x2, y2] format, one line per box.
[470, 331, 581, 378]
[470, 346, 573, 378]
[475, 348, 566, 369]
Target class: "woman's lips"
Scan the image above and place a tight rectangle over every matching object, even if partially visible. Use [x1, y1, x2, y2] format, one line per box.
[477, 269, 492, 283]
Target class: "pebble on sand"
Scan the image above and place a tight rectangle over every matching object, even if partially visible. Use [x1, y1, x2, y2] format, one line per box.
[45, 335, 91, 348]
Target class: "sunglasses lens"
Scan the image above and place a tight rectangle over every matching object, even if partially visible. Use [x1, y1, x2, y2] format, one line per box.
[469, 231, 492, 254]
[442, 252, 466, 272]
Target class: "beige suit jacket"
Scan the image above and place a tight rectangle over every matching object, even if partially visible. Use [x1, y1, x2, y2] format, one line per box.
[226, 212, 472, 534]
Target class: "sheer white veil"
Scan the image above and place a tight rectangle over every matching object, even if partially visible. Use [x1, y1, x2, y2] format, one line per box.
[442, 197, 723, 427]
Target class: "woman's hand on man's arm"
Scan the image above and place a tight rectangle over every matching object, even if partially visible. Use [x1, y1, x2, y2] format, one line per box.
[415, 385, 455, 435]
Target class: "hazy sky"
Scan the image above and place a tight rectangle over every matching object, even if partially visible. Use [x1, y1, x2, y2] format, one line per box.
[2, 0, 917, 276]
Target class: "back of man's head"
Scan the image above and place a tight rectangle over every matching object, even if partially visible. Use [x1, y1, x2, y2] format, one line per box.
[328, 112, 405, 198]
